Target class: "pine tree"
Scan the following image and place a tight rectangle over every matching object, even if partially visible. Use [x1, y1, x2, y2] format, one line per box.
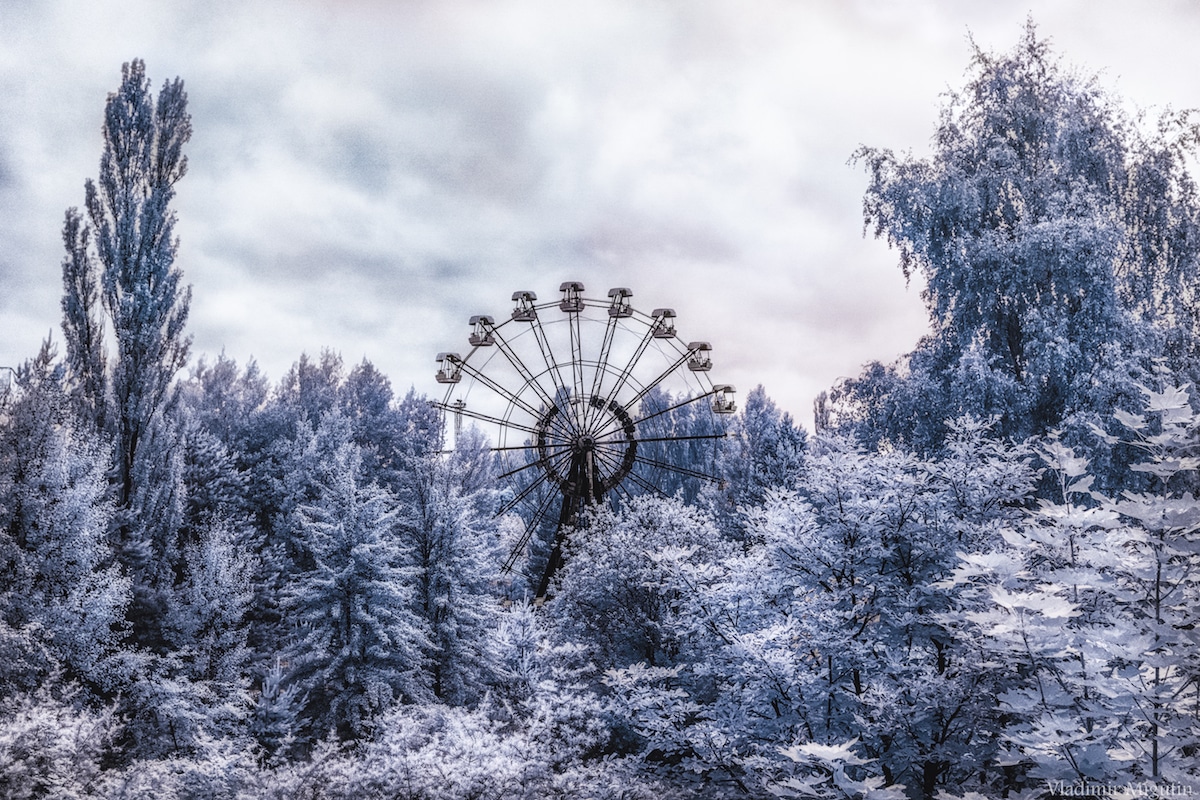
[276, 350, 343, 431]
[282, 417, 429, 743]
[719, 384, 806, 512]
[249, 655, 301, 763]
[398, 442, 500, 704]
[0, 343, 127, 701]
[633, 386, 726, 506]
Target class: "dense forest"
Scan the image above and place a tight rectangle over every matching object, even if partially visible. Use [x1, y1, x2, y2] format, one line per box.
[2, 23, 1200, 799]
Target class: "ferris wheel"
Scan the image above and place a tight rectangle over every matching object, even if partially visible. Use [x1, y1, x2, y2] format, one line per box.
[433, 281, 736, 598]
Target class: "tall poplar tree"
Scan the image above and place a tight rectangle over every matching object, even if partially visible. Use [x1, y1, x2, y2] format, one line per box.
[60, 59, 193, 651]
[84, 58, 192, 515]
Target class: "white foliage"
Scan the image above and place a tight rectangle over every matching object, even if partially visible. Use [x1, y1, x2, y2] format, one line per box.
[951, 383, 1200, 783]
[281, 418, 430, 742]
[0, 682, 118, 800]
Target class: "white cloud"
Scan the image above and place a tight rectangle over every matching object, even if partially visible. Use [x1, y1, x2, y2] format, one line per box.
[2, 0, 1199, 422]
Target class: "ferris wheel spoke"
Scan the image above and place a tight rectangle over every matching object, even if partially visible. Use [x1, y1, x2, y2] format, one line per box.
[494, 469, 558, 519]
[567, 308, 586, 422]
[591, 437, 635, 451]
[590, 446, 636, 475]
[528, 314, 582, 435]
[596, 315, 660, 414]
[488, 326, 560, 412]
[612, 481, 635, 505]
[592, 386, 722, 441]
[634, 433, 728, 444]
[619, 464, 672, 499]
[539, 448, 578, 484]
[456, 359, 544, 421]
[496, 449, 567, 481]
[501, 488, 560, 574]
[589, 445, 640, 493]
[587, 443, 625, 477]
[622, 348, 696, 412]
[544, 413, 577, 441]
[632, 453, 723, 484]
[489, 441, 573, 453]
[433, 401, 543, 438]
[584, 316, 620, 430]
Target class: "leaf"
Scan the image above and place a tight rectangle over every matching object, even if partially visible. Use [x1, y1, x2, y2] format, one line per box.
[1086, 422, 1119, 445]
[1130, 457, 1200, 479]
[988, 586, 1078, 618]
[1139, 383, 1192, 413]
[1133, 384, 1199, 426]
[784, 738, 871, 766]
[1113, 408, 1146, 431]
[1040, 440, 1089, 477]
[1066, 475, 1094, 496]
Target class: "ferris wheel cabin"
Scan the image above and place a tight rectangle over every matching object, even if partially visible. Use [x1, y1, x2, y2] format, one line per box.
[511, 291, 538, 322]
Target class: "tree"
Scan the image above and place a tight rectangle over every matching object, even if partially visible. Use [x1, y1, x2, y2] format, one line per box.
[85, 57, 192, 512]
[0, 681, 120, 799]
[339, 358, 401, 488]
[594, 422, 1039, 797]
[180, 352, 270, 451]
[248, 656, 301, 763]
[59, 207, 107, 432]
[947, 437, 1132, 787]
[0, 344, 126, 700]
[61, 58, 194, 652]
[733, 432, 1028, 797]
[831, 22, 1170, 453]
[162, 514, 254, 738]
[1104, 384, 1200, 782]
[179, 355, 296, 666]
[553, 495, 730, 672]
[276, 350, 343, 431]
[1118, 115, 1200, 380]
[948, 385, 1200, 785]
[281, 416, 429, 743]
[633, 387, 726, 506]
[718, 384, 806, 513]
[398, 435, 501, 704]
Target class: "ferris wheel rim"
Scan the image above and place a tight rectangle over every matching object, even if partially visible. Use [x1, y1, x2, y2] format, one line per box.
[439, 300, 717, 448]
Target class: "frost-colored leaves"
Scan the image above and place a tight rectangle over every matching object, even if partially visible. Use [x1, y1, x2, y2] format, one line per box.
[771, 738, 906, 800]
[987, 586, 1078, 618]
[1138, 383, 1195, 425]
[953, 382, 1200, 782]
[0, 683, 120, 800]
[1040, 439, 1090, 478]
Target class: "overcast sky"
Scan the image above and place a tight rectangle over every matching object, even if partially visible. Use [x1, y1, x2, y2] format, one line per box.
[3, 1, 1200, 425]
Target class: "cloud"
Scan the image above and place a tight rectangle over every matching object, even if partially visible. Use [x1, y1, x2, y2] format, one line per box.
[3, 0, 1200, 421]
